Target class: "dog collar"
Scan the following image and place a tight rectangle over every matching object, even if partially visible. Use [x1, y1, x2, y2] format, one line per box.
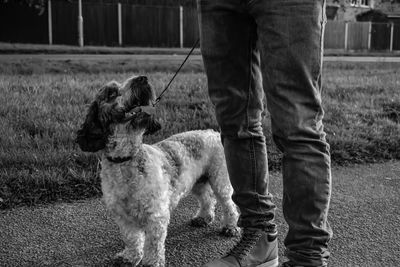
[106, 156, 132, 163]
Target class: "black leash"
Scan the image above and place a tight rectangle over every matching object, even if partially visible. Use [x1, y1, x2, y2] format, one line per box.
[153, 38, 200, 106]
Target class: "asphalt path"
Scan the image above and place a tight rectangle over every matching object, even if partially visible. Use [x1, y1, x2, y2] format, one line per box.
[1, 161, 399, 267]
[1, 54, 400, 63]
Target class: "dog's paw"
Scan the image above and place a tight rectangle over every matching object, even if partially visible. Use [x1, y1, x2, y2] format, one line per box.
[190, 216, 213, 227]
[220, 225, 240, 237]
[112, 256, 135, 267]
[112, 255, 141, 267]
[112, 248, 143, 267]
[140, 259, 164, 267]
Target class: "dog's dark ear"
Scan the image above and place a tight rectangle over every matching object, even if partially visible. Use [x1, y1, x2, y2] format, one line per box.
[75, 101, 108, 152]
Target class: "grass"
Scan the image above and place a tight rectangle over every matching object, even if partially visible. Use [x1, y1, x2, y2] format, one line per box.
[0, 57, 204, 75]
[0, 58, 399, 209]
[323, 62, 400, 164]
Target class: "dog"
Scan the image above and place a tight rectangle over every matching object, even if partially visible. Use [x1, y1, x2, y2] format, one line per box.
[76, 75, 239, 267]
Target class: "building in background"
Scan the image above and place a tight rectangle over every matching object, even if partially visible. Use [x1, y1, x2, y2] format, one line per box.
[326, 0, 400, 22]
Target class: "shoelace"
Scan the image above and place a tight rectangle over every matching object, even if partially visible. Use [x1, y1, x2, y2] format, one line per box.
[228, 229, 263, 261]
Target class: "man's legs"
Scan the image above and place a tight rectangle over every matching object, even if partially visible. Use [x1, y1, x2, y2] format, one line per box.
[198, 0, 275, 231]
[249, 0, 333, 266]
[198, 1, 278, 266]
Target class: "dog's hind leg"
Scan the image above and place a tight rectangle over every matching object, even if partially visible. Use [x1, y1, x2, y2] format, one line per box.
[114, 220, 145, 266]
[190, 179, 216, 227]
[208, 169, 240, 237]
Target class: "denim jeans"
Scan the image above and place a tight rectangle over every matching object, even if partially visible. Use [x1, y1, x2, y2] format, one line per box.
[197, 0, 332, 266]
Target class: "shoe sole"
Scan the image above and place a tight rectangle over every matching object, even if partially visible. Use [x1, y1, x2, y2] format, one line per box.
[258, 257, 279, 267]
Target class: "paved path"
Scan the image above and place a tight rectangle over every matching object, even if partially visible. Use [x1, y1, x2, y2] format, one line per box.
[1, 162, 399, 267]
[1, 54, 400, 63]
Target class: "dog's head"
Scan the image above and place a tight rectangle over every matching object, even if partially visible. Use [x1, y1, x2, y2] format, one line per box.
[76, 75, 161, 153]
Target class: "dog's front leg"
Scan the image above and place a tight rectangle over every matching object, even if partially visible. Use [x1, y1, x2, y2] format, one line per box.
[141, 218, 169, 267]
[114, 220, 145, 266]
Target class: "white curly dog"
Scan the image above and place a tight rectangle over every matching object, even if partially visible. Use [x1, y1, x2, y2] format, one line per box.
[76, 75, 239, 267]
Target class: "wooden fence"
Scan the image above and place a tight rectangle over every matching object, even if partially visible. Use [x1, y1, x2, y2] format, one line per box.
[0, 1, 399, 51]
[323, 21, 400, 51]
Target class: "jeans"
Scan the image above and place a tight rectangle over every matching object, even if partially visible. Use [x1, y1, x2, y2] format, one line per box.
[197, 0, 332, 266]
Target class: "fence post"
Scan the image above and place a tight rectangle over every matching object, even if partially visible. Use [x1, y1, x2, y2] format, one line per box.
[48, 0, 52, 45]
[180, 6, 183, 48]
[368, 21, 372, 51]
[390, 22, 394, 52]
[78, 0, 84, 47]
[118, 3, 122, 46]
[344, 22, 348, 51]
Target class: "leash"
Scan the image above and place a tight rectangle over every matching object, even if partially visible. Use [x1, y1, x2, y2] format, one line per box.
[153, 38, 200, 106]
[124, 39, 199, 117]
[104, 40, 200, 163]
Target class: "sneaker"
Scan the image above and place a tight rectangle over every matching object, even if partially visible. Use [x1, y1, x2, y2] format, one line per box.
[203, 228, 279, 267]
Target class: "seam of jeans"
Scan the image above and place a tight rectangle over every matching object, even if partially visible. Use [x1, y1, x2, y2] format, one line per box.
[247, 19, 263, 214]
[249, 137, 260, 214]
[245, 23, 252, 137]
[316, 0, 327, 143]
[318, 0, 330, 231]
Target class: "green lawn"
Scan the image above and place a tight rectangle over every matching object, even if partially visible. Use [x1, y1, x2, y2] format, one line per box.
[1, 59, 399, 209]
